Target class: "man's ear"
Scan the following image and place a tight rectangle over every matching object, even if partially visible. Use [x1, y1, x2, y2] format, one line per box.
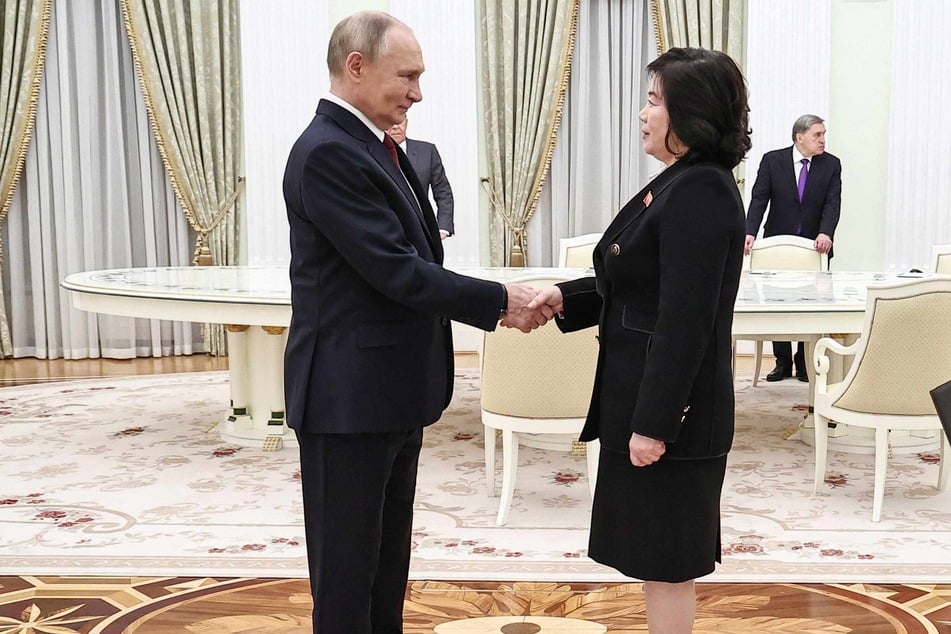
[344, 51, 364, 81]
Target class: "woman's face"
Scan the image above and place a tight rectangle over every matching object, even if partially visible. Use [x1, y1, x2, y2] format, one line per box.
[639, 77, 682, 166]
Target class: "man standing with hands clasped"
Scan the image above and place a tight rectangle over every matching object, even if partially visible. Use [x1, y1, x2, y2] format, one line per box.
[386, 115, 455, 240]
[745, 114, 842, 383]
[282, 11, 550, 633]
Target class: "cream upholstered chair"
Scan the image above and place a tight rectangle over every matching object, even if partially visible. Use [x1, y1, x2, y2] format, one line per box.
[812, 277, 951, 522]
[932, 244, 951, 274]
[481, 275, 600, 525]
[558, 233, 602, 268]
[737, 235, 829, 385]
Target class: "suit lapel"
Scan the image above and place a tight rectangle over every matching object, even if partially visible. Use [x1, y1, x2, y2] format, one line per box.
[397, 146, 443, 262]
[317, 101, 441, 261]
[604, 161, 691, 243]
[782, 147, 799, 196]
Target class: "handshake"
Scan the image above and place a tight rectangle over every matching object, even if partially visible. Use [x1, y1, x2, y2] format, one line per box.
[498, 283, 565, 333]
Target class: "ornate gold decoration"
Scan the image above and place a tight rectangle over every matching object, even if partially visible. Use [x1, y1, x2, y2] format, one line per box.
[224, 324, 249, 333]
[261, 326, 286, 336]
[649, 0, 666, 56]
[570, 440, 587, 457]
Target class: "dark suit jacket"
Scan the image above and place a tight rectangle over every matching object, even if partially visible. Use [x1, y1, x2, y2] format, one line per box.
[405, 138, 454, 235]
[556, 161, 745, 460]
[282, 99, 502, 435]
[746, 147, 842, 242]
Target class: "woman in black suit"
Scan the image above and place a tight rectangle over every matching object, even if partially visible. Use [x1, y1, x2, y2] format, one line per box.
[530, 47, 751, 632]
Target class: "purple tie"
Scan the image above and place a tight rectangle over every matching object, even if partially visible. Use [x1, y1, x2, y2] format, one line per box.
[795, 158, 809, 235]
[797, 158, 809, 203]
[383, 134, 400, 167]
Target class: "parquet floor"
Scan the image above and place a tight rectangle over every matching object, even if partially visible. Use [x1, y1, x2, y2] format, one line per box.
[2, 354, 950, 632]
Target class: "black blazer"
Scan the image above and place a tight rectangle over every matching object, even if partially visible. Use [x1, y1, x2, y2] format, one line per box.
[405, 139, 454, 235]
[746, 147, 842, 241]
[282, 100, 502, 435]
[556, 161, 745, 460]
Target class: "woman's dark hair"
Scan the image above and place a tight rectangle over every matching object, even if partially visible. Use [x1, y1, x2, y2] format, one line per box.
[646, 47, 751, 169]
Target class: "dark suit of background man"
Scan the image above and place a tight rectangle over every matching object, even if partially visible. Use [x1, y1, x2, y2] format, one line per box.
[387, 117, 454, 240]
[745, 114, 842, 383]
[282, 11, 545, 633]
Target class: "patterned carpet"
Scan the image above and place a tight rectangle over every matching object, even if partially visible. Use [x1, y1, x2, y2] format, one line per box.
[1, 370, 949, 583]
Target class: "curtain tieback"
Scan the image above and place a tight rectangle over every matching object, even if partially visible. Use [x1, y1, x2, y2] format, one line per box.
[192, 177, 245, 265]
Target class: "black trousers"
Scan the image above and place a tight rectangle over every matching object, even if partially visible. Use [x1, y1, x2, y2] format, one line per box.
[772, 341, 806, 374]
[295, 427, 422, 634]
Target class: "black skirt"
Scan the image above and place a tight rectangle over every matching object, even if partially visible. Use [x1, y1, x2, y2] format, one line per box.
[587, 447, 727, 583]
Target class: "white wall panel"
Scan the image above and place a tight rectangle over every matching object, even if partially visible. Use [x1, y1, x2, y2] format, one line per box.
[885, 1, 951, 271]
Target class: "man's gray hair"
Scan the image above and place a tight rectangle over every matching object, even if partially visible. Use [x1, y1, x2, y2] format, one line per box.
[327, 11, 403, 77]
[792, 114, 825, 141]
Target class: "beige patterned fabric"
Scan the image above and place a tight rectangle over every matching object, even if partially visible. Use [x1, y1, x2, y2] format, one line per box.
[481, 277, 597, 418]
[650, 0, 745, 64]
[119, 0, 241, 354]
[479, 0, 579, 266]
[835, 291, 951, 415]
[0, 0, 51, 357]
[650, 0, 747, 186]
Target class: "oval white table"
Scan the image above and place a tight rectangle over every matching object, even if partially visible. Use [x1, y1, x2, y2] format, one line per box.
[60, 266, 575, 450]
[62, 266, 933, 454]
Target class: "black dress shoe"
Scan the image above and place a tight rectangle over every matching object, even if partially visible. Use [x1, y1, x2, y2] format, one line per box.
[797, 373, 809, 382]
[766, 365, 792, 382]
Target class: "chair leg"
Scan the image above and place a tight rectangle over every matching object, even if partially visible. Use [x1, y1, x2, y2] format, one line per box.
[585, 439, 600, 499]
[484, 426, 497, 497]
[813, 412, 830, 493]
[753, 341, 763, 387]
[496, 429, 519, 526]
[872, 427, 889, 523]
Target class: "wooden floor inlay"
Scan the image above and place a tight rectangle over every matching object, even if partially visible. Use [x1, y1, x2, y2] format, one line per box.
[1, 577, 949, 632]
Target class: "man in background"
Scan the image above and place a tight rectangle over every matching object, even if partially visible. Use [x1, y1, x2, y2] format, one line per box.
[387, 116, 455, 239]
[283, 11, 546, 633]
[745, 114, 842, 382]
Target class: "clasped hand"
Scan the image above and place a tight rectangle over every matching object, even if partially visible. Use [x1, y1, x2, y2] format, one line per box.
[498, 284, 564, 333]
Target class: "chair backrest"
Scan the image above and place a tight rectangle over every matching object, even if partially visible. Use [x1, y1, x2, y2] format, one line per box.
[932, 244, 951, 274]
[833, 277, 951, 415]
[558, 233, 602, 268]
[481, 275, 598, 418]
[748, 235, 829, 271]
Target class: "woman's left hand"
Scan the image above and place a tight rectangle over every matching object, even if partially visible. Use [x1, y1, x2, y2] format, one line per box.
[629, 432, 665, 467]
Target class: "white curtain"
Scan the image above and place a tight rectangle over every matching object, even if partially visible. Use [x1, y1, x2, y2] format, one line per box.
[529, 0, 658, 266]
[1, 0, 199, 359]
[239, 0, 328, 267]
[885, 1, 951, 272]
[743, 1, 831, 218]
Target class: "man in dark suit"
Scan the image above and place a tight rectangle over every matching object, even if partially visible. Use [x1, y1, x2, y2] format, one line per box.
[282, 11, 545, 633]
[745, 114, 842, 382]
[387, 116, 454, 239]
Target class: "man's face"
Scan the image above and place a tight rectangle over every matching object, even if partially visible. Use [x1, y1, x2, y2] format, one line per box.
[387, 119, 407, 144]
[355, 26, 423, 130]
[795, 123, 826, 158]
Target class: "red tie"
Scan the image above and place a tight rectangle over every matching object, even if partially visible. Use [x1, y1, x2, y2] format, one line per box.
[383, 134, 400, 167]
